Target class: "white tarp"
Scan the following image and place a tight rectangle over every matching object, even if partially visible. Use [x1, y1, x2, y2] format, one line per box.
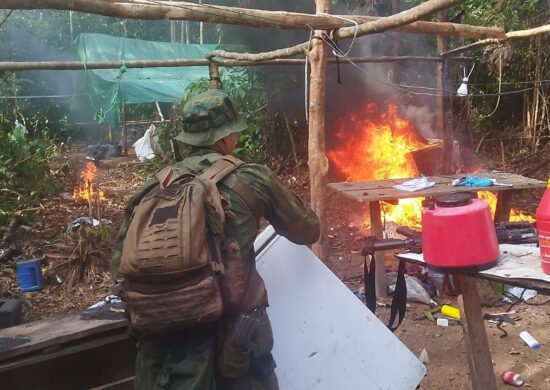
[254, 226, 426, 390]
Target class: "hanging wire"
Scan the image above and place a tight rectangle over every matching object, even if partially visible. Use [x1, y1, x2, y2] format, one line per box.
[318, 13, 359, 58]
[479, 50, 502, 118]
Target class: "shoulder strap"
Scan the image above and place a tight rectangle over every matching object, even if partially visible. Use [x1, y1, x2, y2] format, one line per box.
[198, 155, 243, 184]
[202, 155, 263, 222]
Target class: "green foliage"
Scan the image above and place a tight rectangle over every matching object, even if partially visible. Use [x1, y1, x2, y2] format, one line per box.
[181, 69, 268, 162]
[0, 122, 67, 221]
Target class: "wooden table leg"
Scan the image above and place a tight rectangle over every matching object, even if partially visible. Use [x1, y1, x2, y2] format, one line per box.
[369, 201, 387, 298]
[455, 275, 497, 390]
[494, 190, 517, 222]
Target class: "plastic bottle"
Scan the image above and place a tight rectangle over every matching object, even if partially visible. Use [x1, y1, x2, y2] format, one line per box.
[536, 179, 550, 274]
[519, 330, 540, 349]
[500, 370, 524, 386]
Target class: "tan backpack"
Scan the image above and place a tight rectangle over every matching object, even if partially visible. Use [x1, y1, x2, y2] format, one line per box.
[119, 155, 254, 335]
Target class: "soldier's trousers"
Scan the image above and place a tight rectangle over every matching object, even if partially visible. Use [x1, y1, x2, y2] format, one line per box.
[134, 309, 278, 390]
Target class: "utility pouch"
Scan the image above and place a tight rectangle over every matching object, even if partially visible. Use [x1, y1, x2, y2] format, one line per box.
[221, 239, 246, 313]
[218, 340, 250, 379]
[124, 273, 223, 335]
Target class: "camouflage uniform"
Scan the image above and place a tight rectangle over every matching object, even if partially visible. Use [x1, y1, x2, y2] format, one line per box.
[111, 90, 320, 390]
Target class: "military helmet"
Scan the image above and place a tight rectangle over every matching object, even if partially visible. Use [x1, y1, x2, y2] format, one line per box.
[175, 89, 247, 147]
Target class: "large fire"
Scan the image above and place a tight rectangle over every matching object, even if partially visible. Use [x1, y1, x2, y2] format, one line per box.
[73, 161, 105, 202]
[328, 102, 534, 227]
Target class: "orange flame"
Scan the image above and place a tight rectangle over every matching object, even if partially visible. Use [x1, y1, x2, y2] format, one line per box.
[328, 102, 534, 227]
[73, 161, 105, 202]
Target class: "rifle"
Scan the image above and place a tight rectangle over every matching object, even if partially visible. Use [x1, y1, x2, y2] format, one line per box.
[362, 222, 537, 256]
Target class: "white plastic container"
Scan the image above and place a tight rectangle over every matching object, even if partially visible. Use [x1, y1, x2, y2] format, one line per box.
[519, 331, 540, 349]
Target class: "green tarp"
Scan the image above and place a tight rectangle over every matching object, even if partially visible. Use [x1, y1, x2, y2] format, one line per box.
[73, 33, 219, 123]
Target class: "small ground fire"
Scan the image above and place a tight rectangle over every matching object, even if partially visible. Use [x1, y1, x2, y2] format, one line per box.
[73, 161, 105, 203]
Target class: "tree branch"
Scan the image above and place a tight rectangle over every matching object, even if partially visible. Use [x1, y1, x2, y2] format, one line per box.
[0, 0, 505, 40]
[209, 0, 467, 62]
[442, 24, 550, 57]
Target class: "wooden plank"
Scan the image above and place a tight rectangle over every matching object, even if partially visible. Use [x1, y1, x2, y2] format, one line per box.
[369, 201, 388, 298]
[455, 275, 497, 390]
[0, 310, 126, 362]
[0, 332, 128, 373]
[328, 172, 545, 203]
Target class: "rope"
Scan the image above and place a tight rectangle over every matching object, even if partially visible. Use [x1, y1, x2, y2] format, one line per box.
[304, 28, 314, 125]
[82, 48, 127, 124]
[480, 50, 502, 118]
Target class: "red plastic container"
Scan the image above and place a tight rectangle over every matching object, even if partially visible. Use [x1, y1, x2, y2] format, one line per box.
[536, 179, 550, 274]
[422, 193, 499, 272]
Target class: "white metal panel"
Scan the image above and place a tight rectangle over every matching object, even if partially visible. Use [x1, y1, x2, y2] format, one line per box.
[254, 226, 426, 390]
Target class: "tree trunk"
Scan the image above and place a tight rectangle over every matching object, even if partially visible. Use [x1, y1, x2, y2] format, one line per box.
[309, 0, 330, 260]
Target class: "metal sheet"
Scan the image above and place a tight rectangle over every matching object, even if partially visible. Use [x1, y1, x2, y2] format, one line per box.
[255, 226, 426, 390]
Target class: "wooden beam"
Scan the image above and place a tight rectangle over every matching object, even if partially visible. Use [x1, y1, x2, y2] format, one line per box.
[309, 0, 330, 260]
[1, 0, 505, 41]
[208, 62, 220, 90]
[442, 24, 550, 56]
[0, 56, 470, 72]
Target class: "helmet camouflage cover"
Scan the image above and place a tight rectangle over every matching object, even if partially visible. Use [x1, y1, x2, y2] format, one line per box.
[175, 89, 247, 147]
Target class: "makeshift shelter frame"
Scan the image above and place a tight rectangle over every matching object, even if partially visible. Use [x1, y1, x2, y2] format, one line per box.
[2, 2, 549, 387]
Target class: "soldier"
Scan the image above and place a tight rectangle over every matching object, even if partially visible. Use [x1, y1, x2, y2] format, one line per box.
[111, 89, 320, 390]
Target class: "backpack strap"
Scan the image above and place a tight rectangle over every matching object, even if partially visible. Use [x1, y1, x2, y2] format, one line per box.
[200, 155, 263, 222]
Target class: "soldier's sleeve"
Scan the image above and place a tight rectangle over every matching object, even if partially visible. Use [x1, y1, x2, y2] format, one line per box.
[237, 164, 320, 245]
[110, 177, 158, 280]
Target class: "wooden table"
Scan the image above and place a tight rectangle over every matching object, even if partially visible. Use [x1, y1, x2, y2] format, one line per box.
[328, 172, 545, 298]
[396, 245, 550, 390]
[329, 172, 545, 390]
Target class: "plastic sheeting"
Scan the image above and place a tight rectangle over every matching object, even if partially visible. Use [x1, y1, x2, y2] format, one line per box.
[74, 33, 218, 106]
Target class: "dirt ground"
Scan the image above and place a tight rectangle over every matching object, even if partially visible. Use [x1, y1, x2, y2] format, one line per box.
[3, 151, 550, 389]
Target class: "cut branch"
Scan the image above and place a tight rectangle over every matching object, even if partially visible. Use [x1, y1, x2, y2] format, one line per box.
[442, 24, 550, 57]
[0, 56, 463, 72]
[0, 0, 505, 40]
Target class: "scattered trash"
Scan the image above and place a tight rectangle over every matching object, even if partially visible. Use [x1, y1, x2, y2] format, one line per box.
[519, 331, 540, 349]
[500, 370, 524, 386]
[451, 176, 494, 187]
[16, 259, 44, 292]
[419, 348, 429, 364]
[427, 272, 446, 296]
[503, 287, 538, 303]
[441, 304, 461, 320]
[387, 273, 431, 305]
[394, 176, 435, 192]
[436, 318, 449, 327]
[61, 192, 73, 200]
[88, 295, 123, 309]
[67, 217, 101, 231]
[134, 124, 156, 161]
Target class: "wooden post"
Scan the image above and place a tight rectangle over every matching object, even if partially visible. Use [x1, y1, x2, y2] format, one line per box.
[369, 201, 388, 298]
[209, 62, 220, 90]
[388, 0, 400, 84]
[455, 275, 497, 390]
[309, 0, 330, 259]
[121, 103, 127, 157]
[199, 0, 204, 44]
[435, 11, 448, 140]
